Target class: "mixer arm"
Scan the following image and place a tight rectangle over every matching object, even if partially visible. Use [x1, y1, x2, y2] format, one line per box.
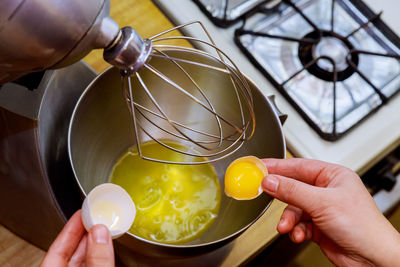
[0, 0, 120, 84]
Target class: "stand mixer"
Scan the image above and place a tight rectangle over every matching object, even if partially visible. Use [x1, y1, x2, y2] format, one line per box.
[0, 0, 119, 84]
[0, 0, 286, 264]
[1, 0, 257, 165]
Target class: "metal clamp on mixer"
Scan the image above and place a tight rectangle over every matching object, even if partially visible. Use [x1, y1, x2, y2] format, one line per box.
[103, 27, 153, 75]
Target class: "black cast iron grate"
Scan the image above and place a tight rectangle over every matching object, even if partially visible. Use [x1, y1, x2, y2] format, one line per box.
[234, 0, 400, 141]
[192, 0, 271, 27]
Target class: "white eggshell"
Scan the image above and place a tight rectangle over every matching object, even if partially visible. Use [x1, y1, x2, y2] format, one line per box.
[81, 183, 136, 239]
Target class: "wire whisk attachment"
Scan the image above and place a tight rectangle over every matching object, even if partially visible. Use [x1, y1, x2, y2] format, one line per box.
[103, 21, 255, 164]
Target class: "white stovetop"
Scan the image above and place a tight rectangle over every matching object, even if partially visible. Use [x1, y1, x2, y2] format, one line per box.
[153, 0, 400, 174]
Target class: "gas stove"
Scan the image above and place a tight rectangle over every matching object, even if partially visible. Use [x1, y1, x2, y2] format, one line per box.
[154, 0, 400, 177]
[234, 0, 400, 141]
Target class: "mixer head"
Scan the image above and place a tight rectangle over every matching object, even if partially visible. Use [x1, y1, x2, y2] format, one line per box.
[103, 21, 255, 165]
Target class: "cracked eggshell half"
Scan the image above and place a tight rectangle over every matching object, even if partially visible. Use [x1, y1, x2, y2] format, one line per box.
[81, 183, 136, 239]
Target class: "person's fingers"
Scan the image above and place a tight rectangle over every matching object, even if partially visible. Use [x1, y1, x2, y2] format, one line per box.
[299, 221, 313, 241]
[86, 225, 114, 267]
[277, 205, 303, 234]
[290, 224, 306, 243]
[68, 234, 88, 267]
[304, 222, 313, 241]
[40, 210, 85, 267]
[289, 222, 313, 243]
[262, 158, 348, 187]
[262, 174, 324, 214]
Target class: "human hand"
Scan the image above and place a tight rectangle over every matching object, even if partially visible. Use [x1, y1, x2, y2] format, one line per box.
[261, 158, 400, 267]
[40, 210, 115, 267]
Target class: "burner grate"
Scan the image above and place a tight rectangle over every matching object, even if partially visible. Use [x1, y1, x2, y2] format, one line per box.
[192, 0, 271, 27]
[235, 0, 400, 141]
[297, 30, 358, 82]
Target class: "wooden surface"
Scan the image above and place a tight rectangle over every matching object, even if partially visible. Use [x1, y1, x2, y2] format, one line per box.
[0, 0, 288, 266]
[0, 224, 45, 267]
[220, 199, 286, 266]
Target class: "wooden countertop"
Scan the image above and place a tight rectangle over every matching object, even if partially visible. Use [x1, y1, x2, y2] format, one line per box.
[84, 0, 288, 265]
[0, 1, 288, 266]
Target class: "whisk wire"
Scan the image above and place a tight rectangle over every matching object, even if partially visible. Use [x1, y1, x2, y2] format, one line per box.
[131, 76, 248, 161]
[124, 75, 143, 159]
[118, 21, 255, 164]
[149, 54, 231, 74]
[126, 81, 244, 144]
[149, 21, 224, 62]
[134, 125, 246, 165]
[144, 63, 244, 134]
[133, 104, 240, 144]
[135, 70, 224, 152]
[151, 42, 254, 119]
[153, 47, 224, 148]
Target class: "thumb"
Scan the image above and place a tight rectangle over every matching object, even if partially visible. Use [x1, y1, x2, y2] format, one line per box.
[262, 174, 323, 214]
[86, 224, 115, 267]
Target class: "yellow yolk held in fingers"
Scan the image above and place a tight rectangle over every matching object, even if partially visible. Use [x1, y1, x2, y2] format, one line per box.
[224, 157, 267, 200]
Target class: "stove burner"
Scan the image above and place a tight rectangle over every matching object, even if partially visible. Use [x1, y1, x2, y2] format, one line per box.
[314, 37, 348, 71]
[235, 0, 400, 141]
[298, 31, 359, 82]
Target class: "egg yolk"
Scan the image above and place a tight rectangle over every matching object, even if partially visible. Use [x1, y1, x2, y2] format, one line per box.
[225, 161, 264, 200]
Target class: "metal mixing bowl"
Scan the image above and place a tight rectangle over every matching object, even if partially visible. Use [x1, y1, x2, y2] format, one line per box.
[68, 51, 286, 259]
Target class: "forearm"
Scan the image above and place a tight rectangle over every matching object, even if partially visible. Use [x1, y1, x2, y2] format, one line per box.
[365, 215, 400, 267]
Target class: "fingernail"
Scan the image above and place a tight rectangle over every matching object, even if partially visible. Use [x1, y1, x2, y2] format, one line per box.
[91, 225, 109, 244]
[279, 217, 286, 227]
[263, 176, 279, 193]
[294, 229, 303, 242]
